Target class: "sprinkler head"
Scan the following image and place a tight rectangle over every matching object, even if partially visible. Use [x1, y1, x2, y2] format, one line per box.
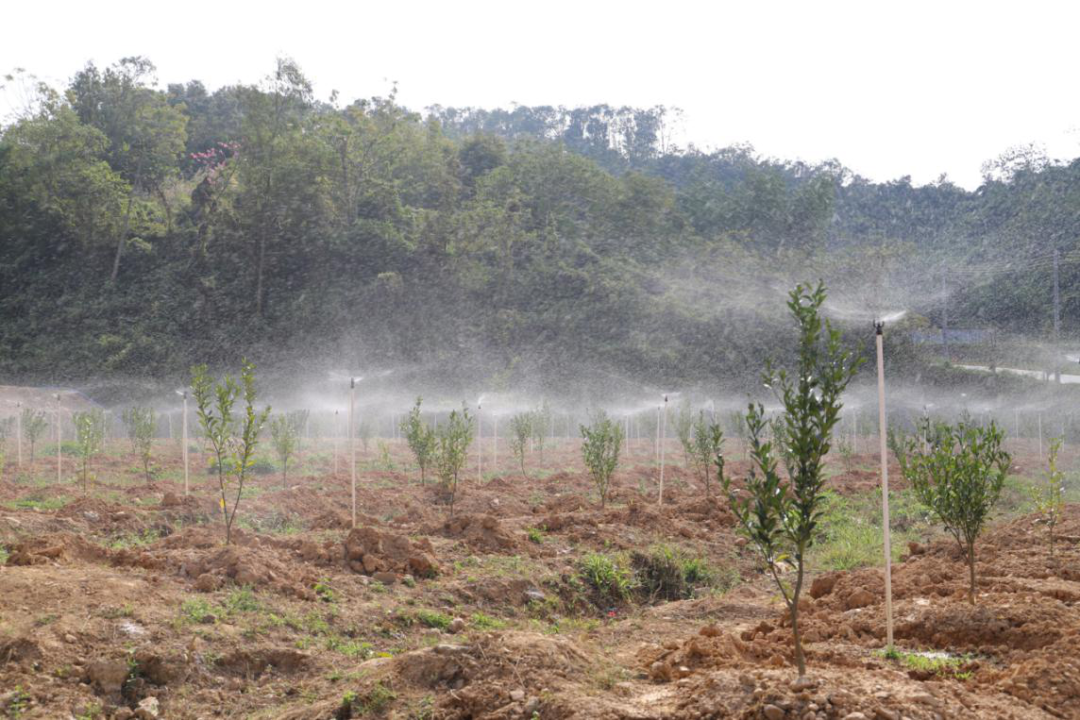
[874, 320, 885, 336]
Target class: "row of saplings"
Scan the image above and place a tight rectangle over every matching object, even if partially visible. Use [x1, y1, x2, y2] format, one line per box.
[44, 281, 1061, 680]
[507, 282, 1055, 679]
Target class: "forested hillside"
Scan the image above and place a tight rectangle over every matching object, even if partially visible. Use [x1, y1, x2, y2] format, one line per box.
[2, 57, 1079, 390]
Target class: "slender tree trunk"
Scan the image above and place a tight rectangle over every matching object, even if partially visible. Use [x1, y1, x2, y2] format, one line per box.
[792, 563, 807, 676]
[967, 545, 976, 605]
[111, 189, 137, 283]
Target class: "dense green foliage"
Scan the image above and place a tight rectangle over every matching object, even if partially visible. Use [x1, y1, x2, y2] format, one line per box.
[720, 283, 861, 676]
[4, 59, 1078, 389]
[894, 418, 1011, 604]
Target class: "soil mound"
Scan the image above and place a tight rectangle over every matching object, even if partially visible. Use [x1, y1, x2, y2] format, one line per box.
[433, 514, 519, 553]
[342, 526, 439, 578]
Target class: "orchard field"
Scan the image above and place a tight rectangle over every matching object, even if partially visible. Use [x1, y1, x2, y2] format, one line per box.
[0, 427, 1077, 720]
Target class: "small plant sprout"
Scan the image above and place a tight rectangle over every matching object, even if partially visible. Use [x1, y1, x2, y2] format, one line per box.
[435, 403, 473, 517]
[400, 397, 436, 485]
[21, 408, 48, 468]
[581, 410, 624, 509]
[191, 360, 271, 546]
[509, 412, 533, 478]
[1031, 437, 1066, 557]
[894, 417, 1010, 605]
[73, 408, 106, 495]
[121, 406, 157, 485]
[719, 282, 862, 677]
[270, 410, 306, 490]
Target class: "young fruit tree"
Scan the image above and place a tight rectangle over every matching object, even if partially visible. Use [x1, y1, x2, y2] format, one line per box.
[719, 282, 861, 677]
[270, 410, 306, 490]
[400, 397, 437, 485]
[894, 417, 1010, 604]
[531, 403, 551, 462]
[191, 360, 271, 545]
[1030, 437, 1065, 558]
[22, 408, 48, 467]
[435, 404, 473, 517]
[121, 406, 157, 485]
[689, 411, 724, 497]
[509, 412, 533, 478]
[73, 408, 106, 495]
[581, 410, 624, 509]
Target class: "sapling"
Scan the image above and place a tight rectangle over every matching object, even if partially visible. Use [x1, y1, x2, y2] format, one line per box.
[22, 408, 47, 467]
[191, 360, 271, 545]
[531, 403, 551, 463]
[121, 406, 157, 485]
[894, 417, 1010, 605]
[509, 412, 533, 478]
[270, 410, 305, 490]
[73, 408, 106, 495]
[719, 282, 861, 677]
[400, 397, 436, 485]
[435, 404, 473, 517]
[1030, 437, 1066, 557]
[688, 411, 723, 497]
[580, 411, 624, 509]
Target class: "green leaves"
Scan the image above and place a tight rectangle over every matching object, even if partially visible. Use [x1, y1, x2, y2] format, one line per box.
[434, 403, 473, 516]
[190, 359, 270, 544]
[121, 406, 156, 485]
[718, 282, 861, 677]
[580, 411, 624, 509]
[894, 417, 1010, 603]
[400, 397, 436, 484]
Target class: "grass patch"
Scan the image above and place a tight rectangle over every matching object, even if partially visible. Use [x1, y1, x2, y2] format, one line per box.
[576, 552, 635, 606]
[470, 612, 506, 630]
[881, 648, 974, 680]
[5, 495, 70, 511]
[414, 609, 453, 630]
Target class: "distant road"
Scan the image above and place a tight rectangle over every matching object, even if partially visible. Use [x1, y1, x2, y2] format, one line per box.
[956, 364, 1080, 384]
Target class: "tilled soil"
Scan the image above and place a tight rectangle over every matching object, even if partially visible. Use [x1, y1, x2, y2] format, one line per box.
[0, 439, 1075, 719]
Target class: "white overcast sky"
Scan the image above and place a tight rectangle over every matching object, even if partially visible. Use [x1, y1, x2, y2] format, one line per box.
[4, 0, 1079, 189]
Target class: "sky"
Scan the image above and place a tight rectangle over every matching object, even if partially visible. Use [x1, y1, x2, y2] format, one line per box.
[3, 0, 1079, 189]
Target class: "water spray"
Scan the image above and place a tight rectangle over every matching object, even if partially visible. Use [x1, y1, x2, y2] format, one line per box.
[874, 320, 895, 649]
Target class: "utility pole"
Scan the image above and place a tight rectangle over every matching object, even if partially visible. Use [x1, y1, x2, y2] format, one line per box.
[941, 271, 950, 361]
[182, 392, 189, 496]
[1053, 248, 1062, 342]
